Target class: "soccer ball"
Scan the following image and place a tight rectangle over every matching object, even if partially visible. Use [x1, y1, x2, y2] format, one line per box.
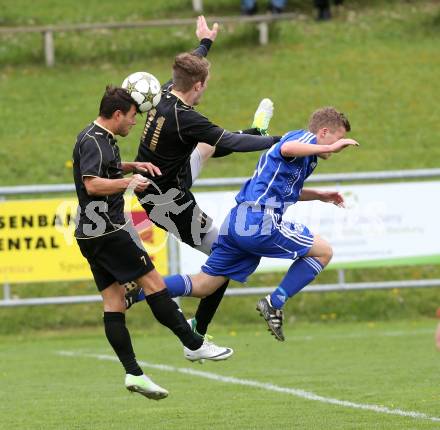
[122, 71, 162, 113]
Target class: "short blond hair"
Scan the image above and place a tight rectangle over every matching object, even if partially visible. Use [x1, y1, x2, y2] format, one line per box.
[172, 53, 210, 92]
[308, 107, 351, 134]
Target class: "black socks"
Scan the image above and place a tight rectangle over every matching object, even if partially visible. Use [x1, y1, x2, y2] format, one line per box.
[103, 312, 142, 376]
[194, 280, 229, 335]
[146, 288, 203, 350]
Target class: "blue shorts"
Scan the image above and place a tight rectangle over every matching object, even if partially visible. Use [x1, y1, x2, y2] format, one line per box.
[201, 205, 314, 282]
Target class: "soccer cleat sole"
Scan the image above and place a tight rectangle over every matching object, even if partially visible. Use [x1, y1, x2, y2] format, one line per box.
[184, 349, 234, 363]
[185, 358, 206, 364]
[256, 304, 285, 342]
[126, 385, 168, 400]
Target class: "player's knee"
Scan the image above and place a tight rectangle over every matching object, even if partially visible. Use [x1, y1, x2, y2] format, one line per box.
[103, 296, 126, 313]
[101, 282, 126, 312]
[321, 244, 333, 267]
[196, 142, 215, 162]
[313, 243, 333, 268]
[312, 235, 333, 267]
[194, 225, 218, 255]
[190, 273, 225, 297]
[138, 270, 166, 295]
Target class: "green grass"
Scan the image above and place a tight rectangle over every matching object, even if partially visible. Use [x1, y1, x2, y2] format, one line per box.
[1, 3, 440, 427]
[0, 1, 439, 326]
[1, 320, 439, 429]
[0, 0, 414, 25]
[0, 1, 439, 186]
[2, 264, 440, 334]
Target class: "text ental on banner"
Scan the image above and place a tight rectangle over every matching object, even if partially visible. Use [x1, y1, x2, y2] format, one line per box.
[0, 198, 168, 284]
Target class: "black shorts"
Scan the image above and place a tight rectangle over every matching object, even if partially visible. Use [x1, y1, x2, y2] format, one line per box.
[76, 227, 154, 291]
[137, 188, 213, 249]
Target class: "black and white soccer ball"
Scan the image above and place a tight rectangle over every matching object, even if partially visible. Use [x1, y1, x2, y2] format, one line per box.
[122, 71, 162, 113]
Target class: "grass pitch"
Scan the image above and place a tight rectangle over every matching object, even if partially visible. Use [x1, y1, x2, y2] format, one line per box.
[1, 319, 439, 430]
[0, 1, 439, 185]
[1, 3, 440, 428]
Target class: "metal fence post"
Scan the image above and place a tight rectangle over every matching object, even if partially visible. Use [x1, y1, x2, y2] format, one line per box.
[43, 30, 55, 67]
[3, 284, 11, 301]
[257, 21, 269, 45]
[337, 269, 346, 286]
[335, 180, 346, 287]
[192, 0, 203, 12]
[167, 234, 180, 275]
[167, 234, 181, 305]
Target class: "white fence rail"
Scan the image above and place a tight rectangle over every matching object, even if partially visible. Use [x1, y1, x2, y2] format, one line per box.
[0, 13, 298, 67]
[2, 168, 440, 196]
[1, 169, 440, 307]
[2, 279, 440, 308]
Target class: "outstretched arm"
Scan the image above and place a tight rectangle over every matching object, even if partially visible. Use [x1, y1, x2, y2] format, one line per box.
[162, 16, 218, 90]
[281, 138, 359, 158]
[216, 131, 280, 153]
[196, 15, 219, 41]
[213, 129, 280, 158]
[299, 189, 345, 207]
[193, 15, 218, 57]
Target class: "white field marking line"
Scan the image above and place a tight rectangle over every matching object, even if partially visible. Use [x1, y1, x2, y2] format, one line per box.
[57, 350, 440, 423]
[287, 328, 434, 342]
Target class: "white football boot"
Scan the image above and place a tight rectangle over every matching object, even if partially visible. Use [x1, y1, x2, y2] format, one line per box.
[125, 374, 168, 400]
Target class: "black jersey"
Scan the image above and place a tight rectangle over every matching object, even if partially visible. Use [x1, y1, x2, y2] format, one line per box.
[135, 89, 226, 192]
[135, 39, 277, 197]
[73, 122, 126, 238]
[135, 84, 277, 195]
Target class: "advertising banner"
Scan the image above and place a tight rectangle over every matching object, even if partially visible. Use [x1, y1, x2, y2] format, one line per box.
[179, 181, 440, 274]
[0, 198, 168, 284]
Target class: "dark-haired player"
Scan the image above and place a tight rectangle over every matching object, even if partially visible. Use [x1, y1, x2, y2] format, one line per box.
[73, 86, 232, 400]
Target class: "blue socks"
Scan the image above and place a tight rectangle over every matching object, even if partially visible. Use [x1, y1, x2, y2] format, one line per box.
[164, 274, 193, 298]
[137, 289, 145, 302]
[270, 257, 323, 309]
[135, 258, 320, 311]
[137, 274, 193, 302]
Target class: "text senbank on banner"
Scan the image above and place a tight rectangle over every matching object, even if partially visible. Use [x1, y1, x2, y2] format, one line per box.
[0, 198, 168, 283]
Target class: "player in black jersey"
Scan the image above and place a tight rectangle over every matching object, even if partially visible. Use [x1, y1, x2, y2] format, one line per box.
[73, 86, 233, 400]
[185, 97, 275, 189]
[125, 17, 280, 339]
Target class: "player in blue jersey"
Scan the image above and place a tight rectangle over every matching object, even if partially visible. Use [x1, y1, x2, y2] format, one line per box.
[156, 107, 359, 341]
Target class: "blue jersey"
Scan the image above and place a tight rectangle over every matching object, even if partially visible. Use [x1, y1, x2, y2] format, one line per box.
[235, 130, 318, 213]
